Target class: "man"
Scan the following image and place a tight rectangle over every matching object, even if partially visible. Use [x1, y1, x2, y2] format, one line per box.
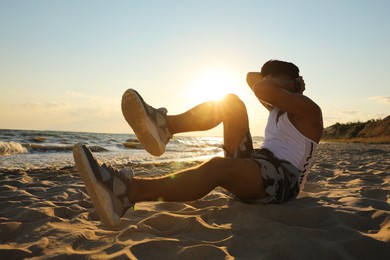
[73, 60, 323, 228]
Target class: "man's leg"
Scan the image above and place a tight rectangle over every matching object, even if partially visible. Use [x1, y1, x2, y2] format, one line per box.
[122, 90, 250, 157]
[167, 94, 251, 156]
[74, 142, 266, 227]
[128, 157, 267, 202]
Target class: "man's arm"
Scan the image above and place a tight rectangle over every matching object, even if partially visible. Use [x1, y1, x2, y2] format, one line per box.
[252, 77, 320, 117]
[246, 72, 274, 111]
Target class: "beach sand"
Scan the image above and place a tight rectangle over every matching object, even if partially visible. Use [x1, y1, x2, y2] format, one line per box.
[1, 143, 389, 259]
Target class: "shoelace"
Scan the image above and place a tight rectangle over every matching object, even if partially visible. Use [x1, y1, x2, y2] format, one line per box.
[145, 100, 168, 115]
[157, 107, 168, 114]
[101, 163, 132, 184]
[100, 163, 135, 210]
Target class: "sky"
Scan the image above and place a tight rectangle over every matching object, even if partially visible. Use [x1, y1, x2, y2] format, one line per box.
[0, 0, 389, 136]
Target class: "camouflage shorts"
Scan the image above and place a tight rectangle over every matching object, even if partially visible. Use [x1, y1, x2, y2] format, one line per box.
[223, 132, 300, 203]
[251, 148, 301, 203]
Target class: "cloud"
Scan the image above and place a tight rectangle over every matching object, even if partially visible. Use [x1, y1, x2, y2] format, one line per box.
[68, 106, 117, 118]
[370, 96, 390, 104]
[339, 110, 359, 115]
[1, 91, 125, 132]
[64, 92, 121, 118]
[65, 91, 120, 104]
[20, 101, 70, 109]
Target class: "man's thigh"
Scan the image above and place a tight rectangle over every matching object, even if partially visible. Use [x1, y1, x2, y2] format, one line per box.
[218, 158, 267, 200]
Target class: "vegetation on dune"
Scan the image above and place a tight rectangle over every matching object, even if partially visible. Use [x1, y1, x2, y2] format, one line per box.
[322, 115, 390, 144]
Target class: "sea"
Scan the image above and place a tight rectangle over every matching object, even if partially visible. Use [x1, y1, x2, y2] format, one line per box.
[0, 129, 264, 171]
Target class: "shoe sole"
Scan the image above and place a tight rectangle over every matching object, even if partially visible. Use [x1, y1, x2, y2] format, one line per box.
[73, 143, 120, 228]
[121, 89, 165, 156]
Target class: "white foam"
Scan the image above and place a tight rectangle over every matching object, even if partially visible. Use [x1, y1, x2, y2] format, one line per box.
[0, 141, 28, 156]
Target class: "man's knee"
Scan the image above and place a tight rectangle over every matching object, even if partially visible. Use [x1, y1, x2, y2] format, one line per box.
[208, 156, 229, 165]
[222, 94, 245, 107]
[220, 94, 248, 117]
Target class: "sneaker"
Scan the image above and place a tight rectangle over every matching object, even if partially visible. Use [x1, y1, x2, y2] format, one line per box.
[121, 89, 172, 156]
[73, 143, 134, 228]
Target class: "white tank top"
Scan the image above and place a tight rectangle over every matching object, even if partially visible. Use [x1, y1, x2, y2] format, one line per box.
[261, 108, 318, 188]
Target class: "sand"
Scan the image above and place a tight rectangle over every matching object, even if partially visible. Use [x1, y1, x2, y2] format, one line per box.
[0, 143, 389, 259]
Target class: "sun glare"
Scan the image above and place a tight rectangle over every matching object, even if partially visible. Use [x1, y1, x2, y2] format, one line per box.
[187, 68, 242, 104]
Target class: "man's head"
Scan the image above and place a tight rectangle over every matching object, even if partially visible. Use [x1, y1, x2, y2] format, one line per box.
[260, 60, 299, 80]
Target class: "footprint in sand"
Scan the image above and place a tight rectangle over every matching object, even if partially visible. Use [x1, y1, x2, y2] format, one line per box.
[0, 237, 48, 258]
[0, 221, 24, 242]
[130, 240, 231, 259]
[133, 212, 231, 241]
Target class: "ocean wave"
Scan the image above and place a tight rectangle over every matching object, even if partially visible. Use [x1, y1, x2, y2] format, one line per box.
[120, 141, 144, 149]
[0, 141, 28, 156]
[0, 142, 109, 155]
[24, 143, 74, 152]
[22, 143, 108, 153]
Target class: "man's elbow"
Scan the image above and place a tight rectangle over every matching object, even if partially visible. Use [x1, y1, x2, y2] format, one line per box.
[246, 72, 262, 89]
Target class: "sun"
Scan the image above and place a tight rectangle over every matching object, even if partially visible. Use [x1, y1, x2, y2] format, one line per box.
[187, 68, 243, 104]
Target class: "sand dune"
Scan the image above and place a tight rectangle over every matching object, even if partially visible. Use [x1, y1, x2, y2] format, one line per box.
[0, 143, 389, 259]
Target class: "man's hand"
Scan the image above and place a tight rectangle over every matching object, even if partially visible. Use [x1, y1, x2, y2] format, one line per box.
[294, 76, 305, 93]
[260, 76, 306, 94]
